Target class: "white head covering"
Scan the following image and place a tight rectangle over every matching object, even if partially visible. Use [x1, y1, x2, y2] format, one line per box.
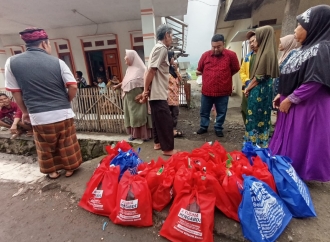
[121, 50, 146, 93]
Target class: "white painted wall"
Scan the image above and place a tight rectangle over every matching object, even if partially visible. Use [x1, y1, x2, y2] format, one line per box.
[225, 18, 252, 97]
[0, 20, 143, 86]
[0, 39, 6, 88]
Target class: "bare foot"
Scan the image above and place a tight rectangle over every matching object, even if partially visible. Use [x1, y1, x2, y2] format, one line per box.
[162, 149, 179, 156]
[154, 143, 161, 150]
[46, 172, 61, 179]
[65, 170, 74, 177]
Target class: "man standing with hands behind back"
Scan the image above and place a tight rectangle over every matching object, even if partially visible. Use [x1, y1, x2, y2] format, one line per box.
[141, 24, 177, 156]
[196, 34, 240, 137]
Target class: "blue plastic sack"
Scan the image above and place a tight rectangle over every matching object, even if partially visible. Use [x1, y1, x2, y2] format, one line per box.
[239, 176, 292, 242]
[242, 142, 272, 169]
[110, 148, 143, 180]
[270, 156, 316, 218]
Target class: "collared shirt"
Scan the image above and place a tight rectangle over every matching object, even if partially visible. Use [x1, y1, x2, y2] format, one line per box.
[5, 54, 76, 126]
[197, 49, 240, 97]
[0, 102, 22, 122]
[148, 41, 170, 101]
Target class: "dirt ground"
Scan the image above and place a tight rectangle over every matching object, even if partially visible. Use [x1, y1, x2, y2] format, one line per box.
[175, 80, 246, 151]
[1, 81, 330, 242]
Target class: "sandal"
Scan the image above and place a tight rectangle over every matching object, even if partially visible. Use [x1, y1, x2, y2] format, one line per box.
[46, 172, 61, 179]
[173, 131, 184, 138]
[128, 137, 136, 141]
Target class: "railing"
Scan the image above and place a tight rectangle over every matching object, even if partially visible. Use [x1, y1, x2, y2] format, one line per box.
[1, 84, 190, 133]
[72, 88, 125, 133]
[165, 16, 188, 57]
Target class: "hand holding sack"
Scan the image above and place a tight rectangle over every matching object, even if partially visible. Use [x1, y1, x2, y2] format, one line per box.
[239, 176, 292, 242]
[160, 175, 216, 242]
[269, 156, 316, 218]
[110, 171, 153, 227]
[79, 165, 120, 216]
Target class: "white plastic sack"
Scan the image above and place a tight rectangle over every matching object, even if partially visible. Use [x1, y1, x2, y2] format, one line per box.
[196, 76, 202, 85]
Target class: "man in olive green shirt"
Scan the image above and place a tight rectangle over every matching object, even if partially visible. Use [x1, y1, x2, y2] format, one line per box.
[142, 24, 177, 156]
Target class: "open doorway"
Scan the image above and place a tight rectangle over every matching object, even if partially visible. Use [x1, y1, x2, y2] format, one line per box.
[85, 49, 121, 86]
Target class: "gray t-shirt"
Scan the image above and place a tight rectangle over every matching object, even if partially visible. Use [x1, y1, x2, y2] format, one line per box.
[148, 41, 170, 101]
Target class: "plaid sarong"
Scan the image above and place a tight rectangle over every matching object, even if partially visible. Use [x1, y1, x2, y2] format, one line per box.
[33, 118, 82, 174]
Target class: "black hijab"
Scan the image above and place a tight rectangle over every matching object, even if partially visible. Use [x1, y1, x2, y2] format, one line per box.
[279, 5, 330, 96]
[168, 51, 177, 78]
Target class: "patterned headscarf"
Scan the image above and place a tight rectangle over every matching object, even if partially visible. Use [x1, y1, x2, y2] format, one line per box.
[279, 5, 330, 96]
[19, 27, 48, 43]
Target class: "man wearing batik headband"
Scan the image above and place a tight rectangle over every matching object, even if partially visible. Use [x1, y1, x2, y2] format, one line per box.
[5, 27, 82, 179]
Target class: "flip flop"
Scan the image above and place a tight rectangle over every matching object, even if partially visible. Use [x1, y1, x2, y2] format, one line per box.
[128, 137, 136, 141]
[46, 172, 61, 179]
[174, 131, 184, 138]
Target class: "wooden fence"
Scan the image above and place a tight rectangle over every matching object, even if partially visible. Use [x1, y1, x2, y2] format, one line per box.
[71, 88, 125, 133]
[1, 81, 191, 134]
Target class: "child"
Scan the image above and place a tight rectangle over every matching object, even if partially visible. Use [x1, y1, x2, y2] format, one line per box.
[97, 77, 106, 94]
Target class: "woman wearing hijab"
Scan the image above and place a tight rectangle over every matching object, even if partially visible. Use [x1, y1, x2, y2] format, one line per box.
[273, 34, 299, 97]
[167, 51, 183, 137]
[270, 5, 330, 182]
[243, 25, 279, 148]
[113, 50, 152, 141]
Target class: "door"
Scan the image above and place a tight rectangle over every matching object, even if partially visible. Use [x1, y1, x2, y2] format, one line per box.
[103, 49, 121, 80]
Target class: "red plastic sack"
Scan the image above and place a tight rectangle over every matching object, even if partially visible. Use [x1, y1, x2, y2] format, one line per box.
[110, 171, 153, 227]
[221, 170, 243, 221]
[166, 151, 191, 171]
[252, 156, 277, 192]
[152, 167, 176, 211]
[173, 165, 194, 197]
[105, 140, 132, 156]
[230, 151, 253, 179]
[144, 157, 166, 194]
[79, 165, 120, 216]
[160, 177, 215, 242]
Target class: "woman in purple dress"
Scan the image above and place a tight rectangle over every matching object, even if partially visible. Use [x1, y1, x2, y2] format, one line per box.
[270, 5, 330, 182]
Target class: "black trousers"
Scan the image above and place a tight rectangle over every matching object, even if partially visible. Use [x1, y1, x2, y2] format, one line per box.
[169, 105, 179, 128]
[149, 100, 174, 151]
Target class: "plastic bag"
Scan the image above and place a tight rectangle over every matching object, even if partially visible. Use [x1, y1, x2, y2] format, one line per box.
[105, 140, 132, 156]
[160, 176, 215, 242]
[239, 176, 292, 242]
[221, 170, 243, 222]
[152, 166, 176, 211]
[270, 156, 316, 218]
[110, 171, 153, 227]
[110, 149, 143, 180]
[251, 156, 277, 192]
[196, 75, 202, 85]
[79, 165, 120, 216]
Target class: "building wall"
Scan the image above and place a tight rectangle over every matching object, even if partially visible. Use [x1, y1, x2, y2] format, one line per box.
[252, 0, 330, 26]
[0, 20, 143, 87]
[0, 39, 6, 88]
[225, 18, 252, 96]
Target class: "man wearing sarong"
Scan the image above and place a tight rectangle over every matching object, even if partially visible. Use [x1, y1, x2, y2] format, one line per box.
[5, 27, 82, 179]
